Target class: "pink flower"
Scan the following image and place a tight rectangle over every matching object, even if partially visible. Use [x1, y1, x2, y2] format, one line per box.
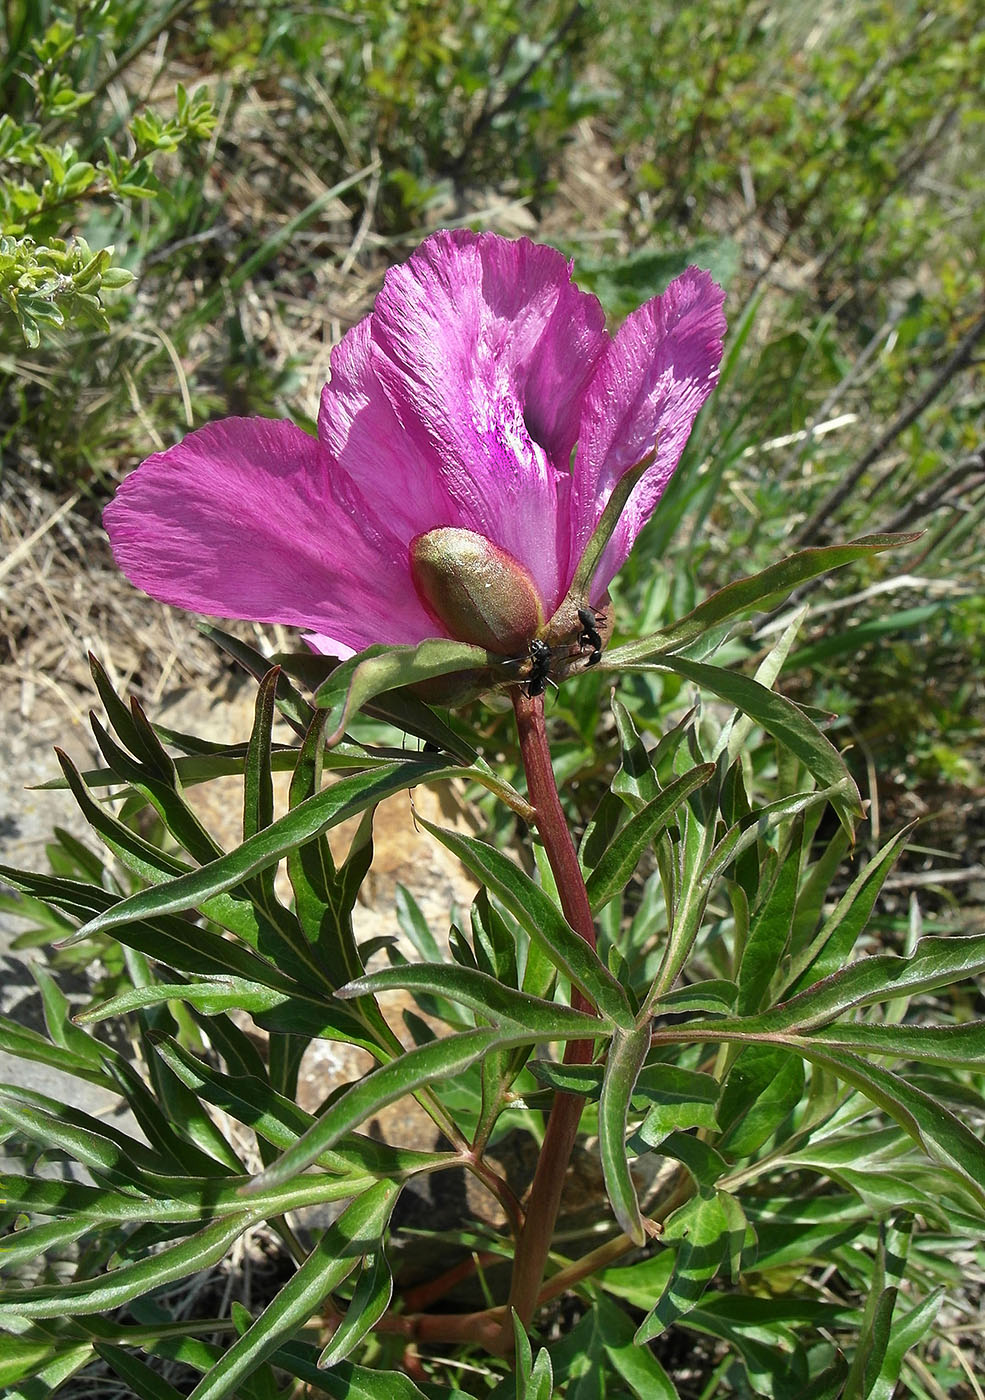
[105, 230, 725, 660]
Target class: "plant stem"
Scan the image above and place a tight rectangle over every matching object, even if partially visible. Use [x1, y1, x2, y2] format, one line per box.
[501, 689, 601, 1338]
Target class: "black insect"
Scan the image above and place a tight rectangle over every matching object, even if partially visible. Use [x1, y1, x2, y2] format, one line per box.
[577, 606, 606, 667]
[524, 638, 554, 697]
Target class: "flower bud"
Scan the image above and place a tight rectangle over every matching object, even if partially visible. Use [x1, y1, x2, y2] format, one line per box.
[409, 527, 544, 654]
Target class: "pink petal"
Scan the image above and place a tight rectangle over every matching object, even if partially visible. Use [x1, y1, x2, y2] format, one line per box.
[317, 317, 464, 541]
[367, 229, 609, 613]
[571, 267, 726, 597]
[103, 418, 439, 651]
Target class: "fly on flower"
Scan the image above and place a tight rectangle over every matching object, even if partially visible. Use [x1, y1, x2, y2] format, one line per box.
[104, 230, 725, 690]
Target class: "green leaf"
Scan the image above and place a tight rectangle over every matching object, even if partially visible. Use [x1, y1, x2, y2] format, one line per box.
[0, 1214, 255, 1321]
[414, 814, 633, 1027]
[66, 757, 454, 941]
[635, 1192, 728, 1340]
[243, 667, 279, 845]
[338, 964, 603, 1040]
[585, 764, 716, 913]
[198, 625, 314, 735]
[244, 1029, 504, 1192]
[0, 1341, 86, 1391]
[808, 1020, 985, 1068]
[618, 654, 862, 832]
[650, 981, 738, 1016]
[318, 1246, 393, 1367]
[717, 1044, 804, 1155]
[607, 535, 920, 660]
[595, 1292, 680, 1399]
[184, 1182, 400, 1400]
[866, 1287, 942, 1400]
[314, 638, 492, 743]
[96, 1345, 187, 1400]
[732, 933, 985, 1034]
[797, 1045, 985, 1209]
[843, 1218, 912, 1400]
[786, 824, 916, 991]
[599, 1023, 651, 1244]
[569, 451, 655, 602]
[634, 1066, 721, 1139]
[736, 819, 803, 1014]
[642, 1130, 728, 1189]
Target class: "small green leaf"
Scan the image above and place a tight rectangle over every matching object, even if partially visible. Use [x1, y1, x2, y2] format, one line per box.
[185, 1182, 400, 1400]
[338, 963, 602, 1040]
[599, 1023, 651, 1243]
[607, 535, 920, 660]
[244, 1029, 503, 1191]
[314, 638, 493, 743]
[67, 758, 454, 941]
[318, 1247, 393, 1367]
[0, 1214, 255, 1320]
[717, 1044, 804, 1155]
[787, 824, 915, 991]
[585, 764, 716, 912]
[414, 814, 633, 1027]
[617, 654, 863, 833]
[635, 1192, 728, 1340]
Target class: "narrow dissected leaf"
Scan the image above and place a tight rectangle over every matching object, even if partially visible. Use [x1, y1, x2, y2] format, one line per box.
[318, 1246, 393, 1367]
[585, 764, 716, 913]
[96, 1344, 187, 1400]
[87, 652, 147, 759]
[717, 1044, 804, 1155]
[594, 1292, 681, 1400]
[414, 814, 633, 1027]
[87, 712, 224, 864]
[609, 697, 662, 811]
[0, 867, 297, 991]
[338, 963, 604, 1040]
[0, 1341, 93, 1393]
[607, 536, 919, 660]
[729, 933, 985, 1034]
[866, 1287, 943, 1400]
[569, 450, 654, 601]
[787, 823, 916, 991]
[843, 1218, 910, 1400]
[0, 1013, 118, 1090]
[808, 1020, 985, 1068]
[75, 978, 289, 1025]
[736, 817, 803, 1014]
[243, 667, 280, 845]
[796, 1045, 985, 1210]
[620, 654, 862, 832]
[723, 605, 808, 765]
[244, 1029, 503, 1191]
[702, 784, 849, 891]
[0, 1083, 171, 1190]
[635, 1192, 728, 1340]
[640, 1129, 728, 1189]
[0, 1166, 392, 1225]
[650, 980, 738, 1016]
[599, 1023, 651, 1244]
[199, 624, 315, 735]
[634, 1065, 721, 1139]
[66, 757, 454, 940]
[313, 638, 493, 743]
[184, 1182, 401, 1400]
[0, 1214, 256, 1320]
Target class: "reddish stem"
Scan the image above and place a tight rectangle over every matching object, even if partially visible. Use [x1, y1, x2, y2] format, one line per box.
[501, 689, 601, 1338]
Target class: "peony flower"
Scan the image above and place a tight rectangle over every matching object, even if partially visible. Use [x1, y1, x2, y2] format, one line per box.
[105, 230, 725, 666]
